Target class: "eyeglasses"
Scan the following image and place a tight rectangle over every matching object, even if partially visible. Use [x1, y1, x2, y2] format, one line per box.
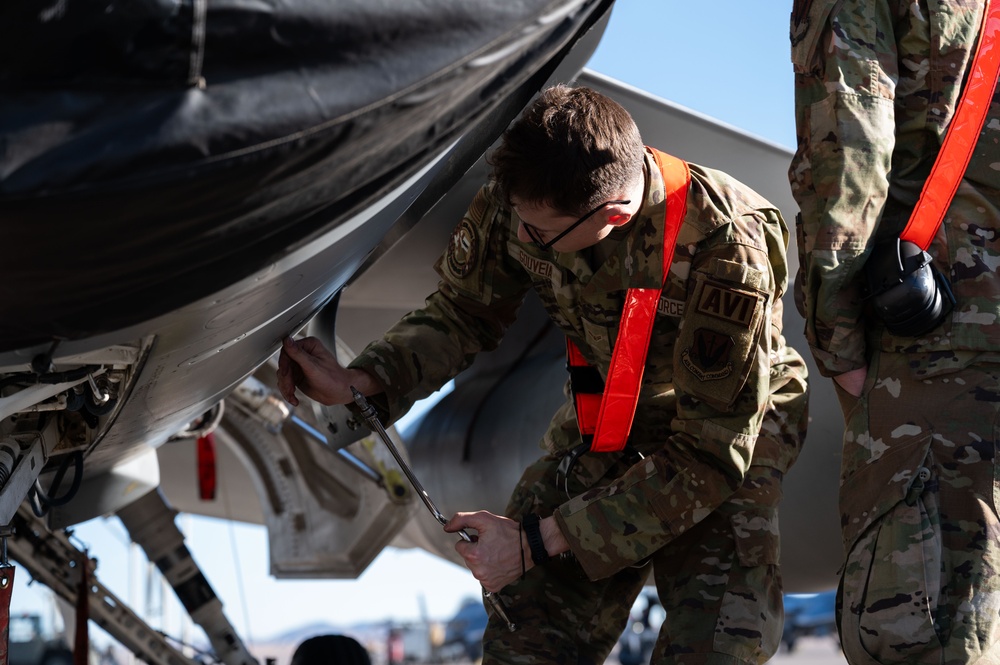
[521, 199, 631, 250]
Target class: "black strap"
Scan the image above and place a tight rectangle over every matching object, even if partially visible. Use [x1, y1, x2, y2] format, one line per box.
[522, 513, 548, 566]
[567, 363, 605, 394]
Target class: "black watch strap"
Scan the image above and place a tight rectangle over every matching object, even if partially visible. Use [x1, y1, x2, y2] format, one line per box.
[522, 513, 549, 566]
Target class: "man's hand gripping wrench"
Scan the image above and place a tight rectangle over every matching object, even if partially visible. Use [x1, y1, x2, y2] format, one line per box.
[351, 387, 517, 632]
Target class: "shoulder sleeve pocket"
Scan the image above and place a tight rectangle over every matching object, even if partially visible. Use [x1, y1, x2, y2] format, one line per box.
[675, 259, 769, 411]
[434, 185, 504, 300]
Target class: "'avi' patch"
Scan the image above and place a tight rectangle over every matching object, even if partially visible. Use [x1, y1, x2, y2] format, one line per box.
[446, 219, 479, 278]
[681, 328, 734, 381]
[696, 281, 756, 327]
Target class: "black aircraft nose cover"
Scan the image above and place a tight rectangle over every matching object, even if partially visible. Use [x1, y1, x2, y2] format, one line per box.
[0, 0, 613, 351]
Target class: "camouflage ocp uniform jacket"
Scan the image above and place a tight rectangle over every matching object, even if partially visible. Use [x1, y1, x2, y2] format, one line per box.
[350, 148, 807, 580]
[790, 0, 1000, 377]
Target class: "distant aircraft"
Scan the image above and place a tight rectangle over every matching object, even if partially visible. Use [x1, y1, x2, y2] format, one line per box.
[0, 0, 843, 663]
[781, 591, 838, 653]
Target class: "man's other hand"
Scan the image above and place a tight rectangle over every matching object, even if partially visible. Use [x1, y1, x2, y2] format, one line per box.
[276, 336, 360, 406]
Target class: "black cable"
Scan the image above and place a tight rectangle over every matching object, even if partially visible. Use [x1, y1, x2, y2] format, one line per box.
[37, 365, 101, 385]
[32, 452, 84, 508]
[0, 364, 101, 391]
[28, 486, 47, 518]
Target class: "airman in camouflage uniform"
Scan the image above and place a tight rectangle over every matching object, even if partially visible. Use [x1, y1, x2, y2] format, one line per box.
[278, 86, 808, 665]
[790, 2, 1000, 663]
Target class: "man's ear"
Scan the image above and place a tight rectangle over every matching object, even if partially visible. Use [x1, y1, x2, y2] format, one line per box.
[605, 200, 633, 227]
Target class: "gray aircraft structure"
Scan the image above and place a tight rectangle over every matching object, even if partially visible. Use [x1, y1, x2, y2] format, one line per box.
[0, 2, 842, 662]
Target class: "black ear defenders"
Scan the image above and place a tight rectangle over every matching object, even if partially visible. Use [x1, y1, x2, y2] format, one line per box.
[864, 238, 955, 337]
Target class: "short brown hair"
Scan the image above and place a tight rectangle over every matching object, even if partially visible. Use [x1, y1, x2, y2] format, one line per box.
[488, 85, 644, 216]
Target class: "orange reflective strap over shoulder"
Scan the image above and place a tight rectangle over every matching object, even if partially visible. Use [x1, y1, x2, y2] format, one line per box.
[588, 287, 662, 451]
[574, 150, 690, 453]
[901, 0, 1000, 250]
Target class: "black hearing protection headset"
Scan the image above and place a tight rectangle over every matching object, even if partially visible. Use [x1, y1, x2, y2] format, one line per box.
[864, 238, 955, 337]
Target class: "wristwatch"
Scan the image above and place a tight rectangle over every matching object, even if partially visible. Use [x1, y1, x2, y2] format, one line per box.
[522, 513, 549, 565]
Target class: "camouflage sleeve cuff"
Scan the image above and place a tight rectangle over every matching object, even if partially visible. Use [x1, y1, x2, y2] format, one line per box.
[554, 423, 751, 580]
[551, 458, 677, 581]
[347, 343, 418, 426]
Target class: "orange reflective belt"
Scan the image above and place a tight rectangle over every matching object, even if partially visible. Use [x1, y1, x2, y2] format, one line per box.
[570, 150, 690, 453]
[901, 0, 1000, 250]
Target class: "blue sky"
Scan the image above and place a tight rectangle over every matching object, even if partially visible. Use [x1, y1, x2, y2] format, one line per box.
[586, 2, 796, 149]
[8, 1, 801, 652]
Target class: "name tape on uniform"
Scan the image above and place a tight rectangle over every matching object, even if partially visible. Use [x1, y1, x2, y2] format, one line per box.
[517, 249, 555, 279]
[657, 297, 684, 318]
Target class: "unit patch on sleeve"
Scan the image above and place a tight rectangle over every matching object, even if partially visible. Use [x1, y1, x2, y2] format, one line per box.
[674, 272, 766, 408]
[696, 281, 756, 327]
[446, 219, 479, 278]
[681, 328, 734, 381]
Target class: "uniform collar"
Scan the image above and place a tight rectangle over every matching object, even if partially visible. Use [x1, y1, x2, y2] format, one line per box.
[579, 149, 668, 296]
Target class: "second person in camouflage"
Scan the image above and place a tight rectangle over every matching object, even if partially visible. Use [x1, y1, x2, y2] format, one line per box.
[278, 85, 809, 665]
[790, 1, 1000, 663]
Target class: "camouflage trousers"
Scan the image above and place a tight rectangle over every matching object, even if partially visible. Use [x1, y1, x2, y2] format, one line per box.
[835, 349, 1000, 665]
[481, 456, 785, 665]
